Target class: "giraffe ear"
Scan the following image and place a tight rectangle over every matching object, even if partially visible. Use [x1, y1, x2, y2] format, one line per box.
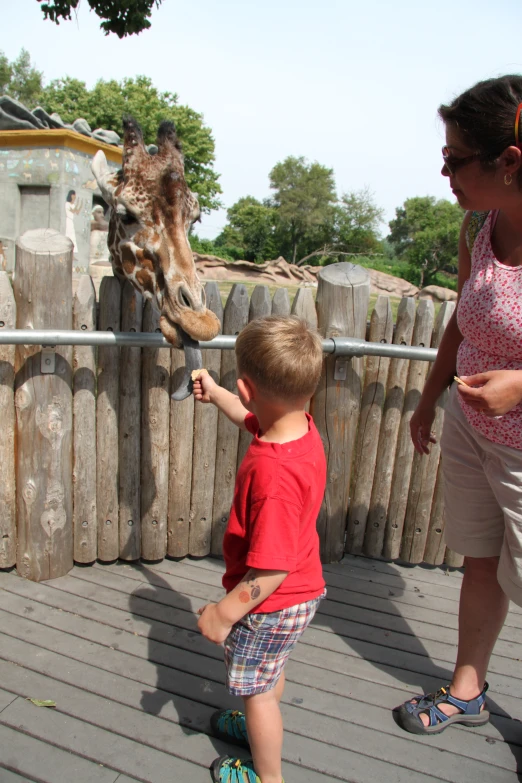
[157, 120, 183, 156]
[92, 151, 117, 206]
[122, 115, 147, 170]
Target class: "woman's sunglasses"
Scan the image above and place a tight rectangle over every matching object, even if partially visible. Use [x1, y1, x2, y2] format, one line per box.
[441, 146, 482, 177]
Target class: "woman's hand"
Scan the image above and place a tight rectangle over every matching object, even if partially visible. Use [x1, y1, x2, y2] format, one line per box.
[410, 403, 437, 455]
[457, 370, 522, 417]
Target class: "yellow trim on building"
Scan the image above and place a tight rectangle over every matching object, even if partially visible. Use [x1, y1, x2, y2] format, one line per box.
[0, 129, 123, 163]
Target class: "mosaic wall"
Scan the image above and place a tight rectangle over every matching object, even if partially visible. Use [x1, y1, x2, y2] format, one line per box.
[0, 144, 119, 274]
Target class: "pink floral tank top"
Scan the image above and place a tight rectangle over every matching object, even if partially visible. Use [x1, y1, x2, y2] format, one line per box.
[457, 210, 522, 450]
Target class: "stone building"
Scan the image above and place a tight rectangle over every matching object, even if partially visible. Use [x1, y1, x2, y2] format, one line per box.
[0, 128, 121, 274]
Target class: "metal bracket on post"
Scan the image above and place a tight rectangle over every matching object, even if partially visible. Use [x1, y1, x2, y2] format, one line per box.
[41, 345, 56, 374]
[334, 357, 348, 381]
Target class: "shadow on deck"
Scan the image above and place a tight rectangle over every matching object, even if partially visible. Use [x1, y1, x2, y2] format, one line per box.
[0, 554, 521, 782]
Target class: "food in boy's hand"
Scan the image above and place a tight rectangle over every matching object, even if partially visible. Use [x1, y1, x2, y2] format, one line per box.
[191, 369, 206, 381]
[454, 375, 470, 387]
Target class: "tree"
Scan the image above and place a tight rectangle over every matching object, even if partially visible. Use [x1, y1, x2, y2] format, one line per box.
[335, 188, 385, 255]
[269, 156, 337, 264]
[37, 0, 163, 38]
[215, 196, 278, 262]
[0, 49, 43, 108]
[292, 187, 385, 265]
[388, 196, 463, 286]
[41, 76, 222, 212]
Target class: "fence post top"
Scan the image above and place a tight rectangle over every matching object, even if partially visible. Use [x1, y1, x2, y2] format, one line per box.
[17, 229, 73, 255]
[318, 262, 370, 287]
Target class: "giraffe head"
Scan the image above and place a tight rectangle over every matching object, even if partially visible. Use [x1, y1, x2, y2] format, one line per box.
[91, 116, 220, 350]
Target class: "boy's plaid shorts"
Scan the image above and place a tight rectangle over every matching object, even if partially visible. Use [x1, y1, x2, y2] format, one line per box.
[224, 590, 326, 696]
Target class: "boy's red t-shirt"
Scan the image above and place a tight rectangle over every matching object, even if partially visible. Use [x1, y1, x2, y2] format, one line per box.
[222, 412, 326, 613]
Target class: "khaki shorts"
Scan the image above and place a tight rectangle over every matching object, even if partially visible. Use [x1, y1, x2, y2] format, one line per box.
[441, 384, 522, 606]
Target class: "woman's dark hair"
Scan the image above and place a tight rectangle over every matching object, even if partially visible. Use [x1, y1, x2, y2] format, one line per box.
[439, 75, 522, 171]
[66, 189, 76, 202]
[439, 74, 522, 187]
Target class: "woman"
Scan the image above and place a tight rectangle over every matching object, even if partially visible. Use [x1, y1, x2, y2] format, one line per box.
[398, 75, 522, 735]
[65, 189, 81, 253]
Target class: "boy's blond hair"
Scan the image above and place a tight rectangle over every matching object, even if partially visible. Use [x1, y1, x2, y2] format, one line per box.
[235, 315, 324, 401]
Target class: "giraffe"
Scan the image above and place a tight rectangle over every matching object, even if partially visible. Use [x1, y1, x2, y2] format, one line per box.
[91, 116, 220, 399]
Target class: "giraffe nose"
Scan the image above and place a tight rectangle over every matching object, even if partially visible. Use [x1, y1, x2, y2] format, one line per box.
[177, 284, 205, 311]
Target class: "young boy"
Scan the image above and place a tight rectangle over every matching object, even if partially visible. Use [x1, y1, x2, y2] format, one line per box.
[193, 315, 327, 783]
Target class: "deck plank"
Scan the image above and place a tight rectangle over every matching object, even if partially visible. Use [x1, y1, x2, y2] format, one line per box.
[0, 723, 121, 783]
[90, 560, 522, 641]
[1, 557, 521, 782]
[135, 556, 522, 629]
[0, 769, 38, 783]
[23, 566, 519, 687]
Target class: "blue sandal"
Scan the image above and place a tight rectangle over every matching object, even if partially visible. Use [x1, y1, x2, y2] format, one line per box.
[210, 756, 285, 783]
[210, 709, 250, 749]
[211, 757, 260, 783]
[397, 682, 490, 735]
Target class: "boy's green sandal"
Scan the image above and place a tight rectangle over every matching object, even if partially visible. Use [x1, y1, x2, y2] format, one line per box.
[210, 709, 250, 748]
[397, 682, 490, 735]
[210, 756, 285, 783]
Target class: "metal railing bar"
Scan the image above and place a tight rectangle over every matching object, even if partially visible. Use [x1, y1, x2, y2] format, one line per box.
[0, 329, 438, 362]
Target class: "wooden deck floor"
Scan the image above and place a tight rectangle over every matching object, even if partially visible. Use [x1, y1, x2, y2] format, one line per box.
[0, 554, 521, 782]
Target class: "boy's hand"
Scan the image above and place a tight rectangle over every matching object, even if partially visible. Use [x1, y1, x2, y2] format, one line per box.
[192, 369, 218, 404]
[197, 602, 233, 645]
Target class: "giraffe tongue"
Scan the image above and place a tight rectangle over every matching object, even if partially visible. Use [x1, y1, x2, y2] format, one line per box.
[171, 328, 202, 401]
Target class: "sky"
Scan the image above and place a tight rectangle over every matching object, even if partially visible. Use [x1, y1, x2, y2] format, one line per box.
[4, 0, 522, 240]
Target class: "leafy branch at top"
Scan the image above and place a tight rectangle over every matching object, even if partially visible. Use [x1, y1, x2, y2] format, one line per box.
[37, 0, 163, 38]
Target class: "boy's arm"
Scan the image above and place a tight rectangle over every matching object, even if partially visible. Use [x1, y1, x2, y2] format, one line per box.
[197, 568, 288, 644]
[192, 370, 248, 430]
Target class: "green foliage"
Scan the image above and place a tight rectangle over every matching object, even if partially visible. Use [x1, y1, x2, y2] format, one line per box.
[429, 271, 458, 291]
[269, 156, 337, 264]
[215, 196, 278, 262]
[332, 253, 411, 279]
[335, 188, 385, 255]
[279, 185, 385, 265]
[40, 76, 89, 117]
[37, 0, 162, 38]
[40, 75, 222, 212]
[388, 196, 463, 287]
[0, 49, 43, 108]
[215, 174, 387, 265]
[189, 234, 243, 262]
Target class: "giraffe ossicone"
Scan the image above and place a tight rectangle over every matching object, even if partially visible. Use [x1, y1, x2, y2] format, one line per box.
[91, 115, 220, 400]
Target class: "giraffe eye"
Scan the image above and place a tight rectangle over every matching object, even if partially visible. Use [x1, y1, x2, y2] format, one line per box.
[121, 211, 137, 225]
[116, 203, 138, 225]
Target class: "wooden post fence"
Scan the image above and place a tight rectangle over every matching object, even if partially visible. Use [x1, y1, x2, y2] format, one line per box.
[72, 274, 97, 562]
[140, 299, 171, 561]
[96, 276, 121, 561]
[0, 250, 467, 577]
[189, 282, 224, 556]
[13, 229, 74, 581]
[313, 263, 370, 563]
[211, 284, 249, 556]
[0, 272, 16, 569]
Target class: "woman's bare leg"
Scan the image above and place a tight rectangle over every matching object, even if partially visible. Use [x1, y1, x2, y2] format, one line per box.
[418, 555, 509, 726]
